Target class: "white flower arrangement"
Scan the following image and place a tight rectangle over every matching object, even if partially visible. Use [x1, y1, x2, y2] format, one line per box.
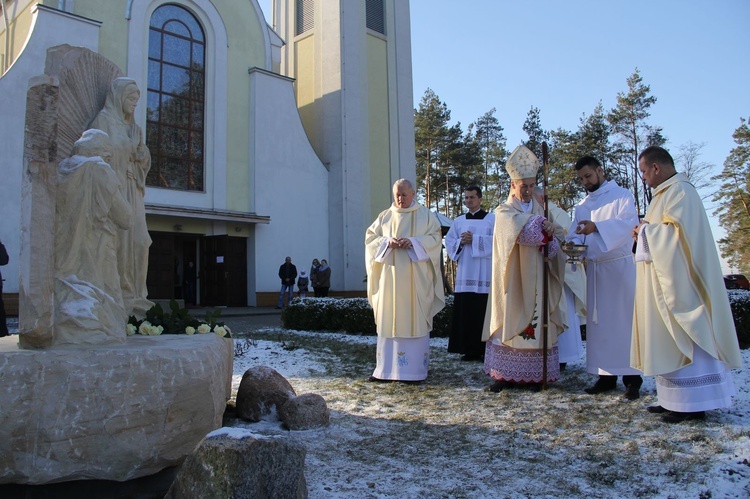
[138, 321, 153, 335]
[126, 300, 231, 339]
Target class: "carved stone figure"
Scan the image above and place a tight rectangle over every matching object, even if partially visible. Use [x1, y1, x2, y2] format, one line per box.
[54, 129, 131, 345]
[90, 78, 153, 318]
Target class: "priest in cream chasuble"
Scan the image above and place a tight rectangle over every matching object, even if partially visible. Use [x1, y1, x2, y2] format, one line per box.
[366, 179, 445, 381]
[632, 146, 742, 422]
[483, 146, 568, 391]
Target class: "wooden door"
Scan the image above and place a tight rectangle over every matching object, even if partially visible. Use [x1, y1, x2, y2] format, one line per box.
[200, 235, 247, 306]
[147, 232, 176, 299]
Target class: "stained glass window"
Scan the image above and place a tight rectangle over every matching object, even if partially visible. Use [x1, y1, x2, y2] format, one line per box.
[146, 4, 206, 191]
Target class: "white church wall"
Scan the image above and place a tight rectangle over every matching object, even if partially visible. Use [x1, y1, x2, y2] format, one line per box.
[248, 68, 329, 293]
[0, 5, 100, 295]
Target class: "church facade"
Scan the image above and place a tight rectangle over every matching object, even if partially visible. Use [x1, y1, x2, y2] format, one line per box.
[0, 0, 416, 308]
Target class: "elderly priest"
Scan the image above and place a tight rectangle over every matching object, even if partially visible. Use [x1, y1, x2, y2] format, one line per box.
[365, 179, 445, 382]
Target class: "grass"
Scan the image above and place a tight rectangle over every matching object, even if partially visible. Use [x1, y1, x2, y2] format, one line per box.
[230, 326, 748, 498]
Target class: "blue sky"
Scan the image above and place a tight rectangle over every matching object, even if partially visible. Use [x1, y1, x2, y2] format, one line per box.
[410, 0, 748, 183]
[263, 1, 748, 270]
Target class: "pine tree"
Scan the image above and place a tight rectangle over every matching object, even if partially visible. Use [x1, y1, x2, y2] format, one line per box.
[712, 118, 750, 273]
[522, 106, 550, 161]
[607, 69, 660, 215]
[414, 88, 452, 208]
[469, 108, 508, 210]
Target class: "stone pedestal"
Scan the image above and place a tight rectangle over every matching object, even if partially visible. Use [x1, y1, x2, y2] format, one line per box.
[0, 334, 233, 485]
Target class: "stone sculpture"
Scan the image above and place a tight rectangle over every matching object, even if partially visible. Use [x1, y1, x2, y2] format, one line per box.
[90, 78, 153, 318]
[54, 129, 131, 345]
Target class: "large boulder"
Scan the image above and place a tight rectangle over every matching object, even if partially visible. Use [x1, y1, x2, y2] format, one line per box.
[166, 428, 307, 499]
[279, 393, 330, 430]
[0, 334, 233, 484]
[236, 366, 296, 422]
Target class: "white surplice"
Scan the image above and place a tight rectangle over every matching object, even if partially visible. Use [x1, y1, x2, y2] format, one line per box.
[444, 213, 495, 293]
[567, 180, 641, 376]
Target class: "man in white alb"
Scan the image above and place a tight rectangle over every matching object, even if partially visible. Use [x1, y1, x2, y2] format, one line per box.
[567, 156, 643, 400]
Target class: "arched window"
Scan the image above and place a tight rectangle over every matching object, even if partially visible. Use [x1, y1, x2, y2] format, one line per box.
[146, 4, 205, 191]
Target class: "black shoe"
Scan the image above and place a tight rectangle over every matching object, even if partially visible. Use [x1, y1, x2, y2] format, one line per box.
[399, 379, 423, 385]
[622, 383, 641, 400]
[368, 376, 393, 383]
[662, 411, 706, 423]
[647, 405, 667, 414]
[487, 380, 512, 393]
[584, 378, 617, 394]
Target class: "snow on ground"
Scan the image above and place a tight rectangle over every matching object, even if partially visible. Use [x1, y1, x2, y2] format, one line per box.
[228, 325, 750, 499]
[6, 317, 747, 497]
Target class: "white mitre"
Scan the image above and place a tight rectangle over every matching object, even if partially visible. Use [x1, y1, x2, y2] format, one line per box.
[505, 145, 539, 180]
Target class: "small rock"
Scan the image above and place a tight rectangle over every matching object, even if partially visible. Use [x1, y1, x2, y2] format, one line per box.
[279, 393, 330, 430]
[235, 366, 296, 422]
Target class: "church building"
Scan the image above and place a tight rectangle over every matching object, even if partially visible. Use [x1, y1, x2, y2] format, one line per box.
[0, 0, 416, 308]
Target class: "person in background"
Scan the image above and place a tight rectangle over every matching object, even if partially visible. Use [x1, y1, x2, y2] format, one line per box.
[184, 261, 197, 307]
[0, 239, 9, 337]
[445, 185, 494, 362]
[310, 259, 321, 297]
[365, 179, 445, 382]
[317, 259, 331, 297]
[297, 270, 309, 299]
[277, 256, 297, 308]
[631, 146, 742, 423]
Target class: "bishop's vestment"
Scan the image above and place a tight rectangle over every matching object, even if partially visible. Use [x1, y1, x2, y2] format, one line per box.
[483, 197, 567, 383]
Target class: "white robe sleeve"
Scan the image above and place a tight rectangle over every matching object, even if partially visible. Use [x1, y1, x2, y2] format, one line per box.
[373, 239, 392, 263]
[406, 237, 430, 262]
[444, 221, 462, 262]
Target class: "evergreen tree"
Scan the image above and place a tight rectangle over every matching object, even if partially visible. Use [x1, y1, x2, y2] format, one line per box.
[522, 106, 550, 161]
[414, 88, 452, 207]
[607, 69, 660, 215]
[547, 127, 581, 212]
[712, 118, 750, 273]
[469, 108, 509, 211]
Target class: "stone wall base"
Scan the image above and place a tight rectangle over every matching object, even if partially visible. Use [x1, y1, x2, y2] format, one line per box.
[0, 334, 233, 485]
